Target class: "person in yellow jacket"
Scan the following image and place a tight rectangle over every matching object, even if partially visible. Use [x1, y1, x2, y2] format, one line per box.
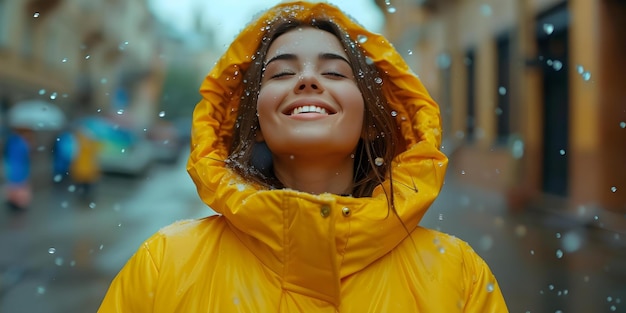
[99, 2, 509, 312]
[70, 129, 101, 203]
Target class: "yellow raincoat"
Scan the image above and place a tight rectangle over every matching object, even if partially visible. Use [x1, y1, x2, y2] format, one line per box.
[98, 2, 508, 312]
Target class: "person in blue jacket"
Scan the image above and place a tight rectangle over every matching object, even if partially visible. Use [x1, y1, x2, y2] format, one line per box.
[3, 127, 33, 211]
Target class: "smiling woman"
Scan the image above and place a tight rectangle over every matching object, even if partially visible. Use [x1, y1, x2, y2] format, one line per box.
[98, 2, 508, 312]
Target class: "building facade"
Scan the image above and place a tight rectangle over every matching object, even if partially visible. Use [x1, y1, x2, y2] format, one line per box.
[375, 0, 626, 230]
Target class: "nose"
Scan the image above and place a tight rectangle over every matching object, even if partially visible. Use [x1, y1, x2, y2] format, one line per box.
[294, 73, 324, 93]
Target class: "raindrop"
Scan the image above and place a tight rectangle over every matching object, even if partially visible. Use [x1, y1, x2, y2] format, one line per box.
[619, 122, 625, 128]
[117, 109, 124, 115]
[55, 257, 64, 266]
[530, 249, 535, 255]
[480, 4, 493, 16]
[121, 148, 126, 153]
[53, 174, 62, 182]
[68, 185, 76, 192]
[85, 55, 90, 60]
[559, 149, 566, 156]
[374, 157, 384, 166]
[486, 282, 495, 292]
[290, 155, 295, 160]
[543, 23, 554, 35]
[365, 56, 374, 65]
[39, 89, 46, 95]
[374, 77, 383, 84]
[391, 111, 397, 117]
[357, 35, 368, 44]
[610, 186, 617, 193]
[460, 170, 466, 175]
[556, 232, 561, 239]
[562, 231, 582, 252]
[387, 6, 397, 13]
[158, 111, 166, 118]
[555, 249, 564, 258]
[407, 50, 413, 55]
[89, 202, 96, 209]
[582, 71, 591, 81]
[37, 286, 46, 295]
[438, 213, 444, 221]
[385, 0, 391, 4]
[101, 78, 108, 84]
[33, 12, 40, 18]
[49, 92, 57, 100]
[48, 248, 56, 254]
[498, 86, 507, 95]
[61, 58, 68, 63]
[552, 60, 563, 71]
[438, 246, 445, 253]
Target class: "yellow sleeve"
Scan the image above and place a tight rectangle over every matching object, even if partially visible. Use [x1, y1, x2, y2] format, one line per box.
[97, 236, 162, 313]
[462, 242, 509, 313]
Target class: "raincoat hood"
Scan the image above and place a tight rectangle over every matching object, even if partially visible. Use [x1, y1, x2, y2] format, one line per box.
[187, 1, 448, 305]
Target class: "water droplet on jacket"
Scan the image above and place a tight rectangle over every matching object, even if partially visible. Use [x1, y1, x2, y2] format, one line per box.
[486, 282, 494, 292]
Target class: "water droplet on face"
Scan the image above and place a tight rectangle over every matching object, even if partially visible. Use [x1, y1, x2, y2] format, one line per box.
[374, 157, 384, 166]
[543, 23, 555, 35]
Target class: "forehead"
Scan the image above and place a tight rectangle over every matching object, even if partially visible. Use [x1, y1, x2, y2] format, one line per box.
[266, 27, 347, 58]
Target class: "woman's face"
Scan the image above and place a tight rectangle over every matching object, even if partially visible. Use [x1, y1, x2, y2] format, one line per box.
[257, 27, 364, 159]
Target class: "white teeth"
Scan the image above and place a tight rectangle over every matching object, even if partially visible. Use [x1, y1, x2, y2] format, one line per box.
[291, 105, 327, 115]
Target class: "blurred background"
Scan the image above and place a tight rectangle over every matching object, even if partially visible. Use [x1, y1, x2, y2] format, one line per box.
[0, 0, 624, 312]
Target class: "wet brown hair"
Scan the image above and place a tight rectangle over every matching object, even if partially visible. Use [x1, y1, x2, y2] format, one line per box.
[227, 17, 399, 198]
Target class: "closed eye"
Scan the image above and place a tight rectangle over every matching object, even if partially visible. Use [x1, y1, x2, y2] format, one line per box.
[270, 71, 295, 79]
[322, 72, 347, 78]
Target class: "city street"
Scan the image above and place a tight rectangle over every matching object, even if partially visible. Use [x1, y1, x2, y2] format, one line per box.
[1, 153, 624, 312]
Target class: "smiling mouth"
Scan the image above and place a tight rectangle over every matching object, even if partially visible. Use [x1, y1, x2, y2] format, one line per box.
[288, 105, 335, 116]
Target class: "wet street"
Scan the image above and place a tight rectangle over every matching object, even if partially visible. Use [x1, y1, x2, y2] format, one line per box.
[1, 154, 625, 313]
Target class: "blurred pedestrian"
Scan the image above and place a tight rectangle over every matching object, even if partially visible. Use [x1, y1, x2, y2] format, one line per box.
[99, 2, 508, 312]
[52, 129, 76, 185]
[3, 127, 33, 211]
[69, 128, 101, 204]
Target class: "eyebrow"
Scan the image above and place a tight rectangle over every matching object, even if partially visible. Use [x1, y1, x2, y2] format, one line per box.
[264, 52, 351, 67]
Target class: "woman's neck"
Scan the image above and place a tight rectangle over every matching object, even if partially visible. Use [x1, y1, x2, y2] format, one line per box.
[272, 153, 354, 195]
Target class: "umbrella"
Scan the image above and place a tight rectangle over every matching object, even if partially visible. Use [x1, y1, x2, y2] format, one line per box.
[8, 100, 66, 131]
